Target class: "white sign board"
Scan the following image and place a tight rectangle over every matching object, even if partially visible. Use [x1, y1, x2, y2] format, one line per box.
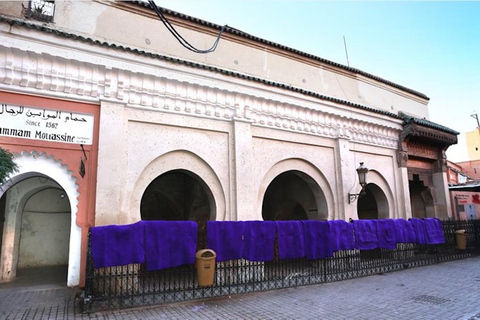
[0, 103, 94, 145]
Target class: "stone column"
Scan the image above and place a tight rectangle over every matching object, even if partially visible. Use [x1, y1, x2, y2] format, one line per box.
[396, 150, 412, 219]
[397, 166, 412, 219]
[0, 187, 20, 282]
[95, 100, 128, 225]
[433, 154, 452, 219]
[433, 171, 452, 219]
[231, 116, 255, 221]
[335, 137, 355, 221]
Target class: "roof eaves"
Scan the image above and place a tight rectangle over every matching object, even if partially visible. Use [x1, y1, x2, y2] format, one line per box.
[1, 14, 400, 120]
[129, 0, 429, 101]
[400, 112, 459, 135]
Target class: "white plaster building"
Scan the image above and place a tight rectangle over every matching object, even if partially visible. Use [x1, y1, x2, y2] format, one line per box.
[0, 0, 457, 287]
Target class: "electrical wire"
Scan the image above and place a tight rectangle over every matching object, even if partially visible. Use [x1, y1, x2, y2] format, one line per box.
[148, 0, 226, 54]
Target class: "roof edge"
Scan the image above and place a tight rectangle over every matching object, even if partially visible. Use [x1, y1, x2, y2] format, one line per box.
[400, 112, 459, 135]
[128, 0, 430, 101]
[1, 14, 402, 121]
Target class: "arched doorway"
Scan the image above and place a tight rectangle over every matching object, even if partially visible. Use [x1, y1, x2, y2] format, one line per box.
[0, 151, 80, 286]
[357, 183, 389, 220]
[409, 175, 434, 218]
[262, 171, 323, 221]
[1, 176, 71, 285]
[140, 169, 215, 222]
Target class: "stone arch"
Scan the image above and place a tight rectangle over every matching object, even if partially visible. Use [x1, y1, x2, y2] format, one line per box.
[356, 169, 394, 220]
[131, 150, 226, 221]
[140, 169, 213, 222]
[0, 151, 80, 286]
[258, 158, 334, 220]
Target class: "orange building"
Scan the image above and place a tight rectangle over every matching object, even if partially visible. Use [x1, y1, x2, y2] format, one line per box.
[0, 92, 99, 287]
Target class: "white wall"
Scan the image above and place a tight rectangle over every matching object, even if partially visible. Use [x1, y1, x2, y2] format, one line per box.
[18, 188, 70, 268]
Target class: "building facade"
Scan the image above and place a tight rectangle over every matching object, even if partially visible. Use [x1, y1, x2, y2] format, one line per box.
[0, 0, 457, 287]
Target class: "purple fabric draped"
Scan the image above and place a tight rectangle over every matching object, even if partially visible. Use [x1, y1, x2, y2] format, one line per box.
[424, 218, 445, 244]
[207, 221, 245, 262]
[90, 221, 145, 268]
[404, 220, 417, 243]
[328, 220, 355, 252]
[410, 218, 428, 245]
[352, 220, 379, 250]
[394, 219, 417, 243]
[393, 219, 406, 243]
[144, 221, 198, 271]
[302, 220, 333, 260]
[373, 219, 397, 250]
[243, 221, 276, 262]
[275, 221, 306, 260]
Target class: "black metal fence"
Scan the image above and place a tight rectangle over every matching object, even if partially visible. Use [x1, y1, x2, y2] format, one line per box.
[83, 219, 480, 313]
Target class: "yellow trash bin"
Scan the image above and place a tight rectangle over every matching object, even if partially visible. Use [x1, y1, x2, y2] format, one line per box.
[195, 249, 216, 287]
[455, 229, 467, 250]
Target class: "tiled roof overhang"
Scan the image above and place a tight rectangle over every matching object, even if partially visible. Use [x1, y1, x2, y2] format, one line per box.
[0, 12, 458, 139]
[0, 14, 400, 119]
[400, 113, 458, 146]
[449, 183, 480, 191]
[128, 0, 429, 101]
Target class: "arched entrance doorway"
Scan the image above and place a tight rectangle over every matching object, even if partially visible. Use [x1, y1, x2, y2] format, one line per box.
[262, 170, 324, 221]
[357, 183, 389, 220]
[140, 169, 215, 222]
[1, 176, 71, 285]
[409, 175, 434, 218]
[0, 152, 80, 286]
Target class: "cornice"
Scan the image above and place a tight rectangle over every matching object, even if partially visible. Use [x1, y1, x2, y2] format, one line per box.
[0, 45, 401, 149]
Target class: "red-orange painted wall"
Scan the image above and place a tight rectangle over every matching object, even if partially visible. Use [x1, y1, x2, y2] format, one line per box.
[0, 91, 99, 287]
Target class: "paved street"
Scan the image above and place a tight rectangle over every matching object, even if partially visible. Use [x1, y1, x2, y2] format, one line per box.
[1, 256, 480, 319]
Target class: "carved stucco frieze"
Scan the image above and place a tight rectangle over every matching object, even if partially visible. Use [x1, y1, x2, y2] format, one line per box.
[0, 46, 400, 148]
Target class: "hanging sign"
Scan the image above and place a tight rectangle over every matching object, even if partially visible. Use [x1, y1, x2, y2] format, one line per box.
[0, 103, 94, 145]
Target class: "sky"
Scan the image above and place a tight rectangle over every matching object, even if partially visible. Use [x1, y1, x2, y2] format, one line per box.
[155, 1, 480, 162]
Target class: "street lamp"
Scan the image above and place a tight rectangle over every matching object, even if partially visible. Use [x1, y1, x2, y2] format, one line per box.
[348, 162, 369, 204]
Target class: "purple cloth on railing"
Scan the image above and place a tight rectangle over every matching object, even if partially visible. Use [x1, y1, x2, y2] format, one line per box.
[373, 219, 397, 250]
[243, 221, 276, 261]
[424, 218, 445, 244]
[410, 218, 428, 245]
[302, 220, 333, 260]
[394, 219, 417, 243]
[328, 220, 355, 251]
[207, 221, 245, 262]
[275, 221, 306, 260]
[352, 220, 379, 250]
[90, 221, 145, 268]
[144, 221, 198, 271]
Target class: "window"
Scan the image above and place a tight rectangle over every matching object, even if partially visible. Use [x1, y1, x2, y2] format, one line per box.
[25, 0, 55, 23]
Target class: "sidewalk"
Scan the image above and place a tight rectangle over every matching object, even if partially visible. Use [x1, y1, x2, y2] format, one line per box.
[2, 256, 480, 319]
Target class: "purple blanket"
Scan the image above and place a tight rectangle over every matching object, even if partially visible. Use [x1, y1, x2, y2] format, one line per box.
[373, 219, 397, 250]
[328, 220, 354, 251]
[410, 218, 428, 245]
[394, 219, 417, 243]
[352, 220, 379, 250]
[90, 221, 145, 268]
[207, 221, 245, 262]
[144, 221, 198, 271]
[302, 220, 333, 259]
[275, 221, 306, 260]
[243, 221, 276, 261]
[424, 218, 445, 244]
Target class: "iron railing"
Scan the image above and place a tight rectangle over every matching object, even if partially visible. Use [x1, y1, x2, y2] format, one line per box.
[83, 219, 480, 313]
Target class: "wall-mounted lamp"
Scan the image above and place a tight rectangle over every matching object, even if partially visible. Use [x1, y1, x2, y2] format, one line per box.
[348, 162, 369, 204]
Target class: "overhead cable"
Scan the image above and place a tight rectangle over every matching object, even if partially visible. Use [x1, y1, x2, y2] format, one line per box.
[148, 0, 226, 54]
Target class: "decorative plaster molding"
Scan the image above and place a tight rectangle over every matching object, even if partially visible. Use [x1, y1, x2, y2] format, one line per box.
[0, 46, 400, 149]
